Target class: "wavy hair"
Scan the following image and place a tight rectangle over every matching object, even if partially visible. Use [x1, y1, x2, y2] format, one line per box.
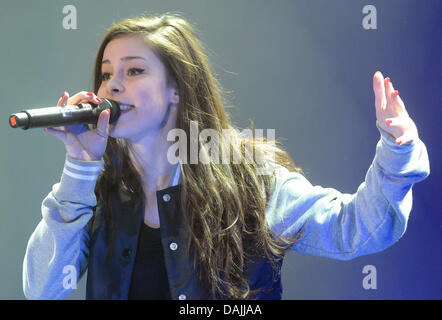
[91, 13, 304, 299]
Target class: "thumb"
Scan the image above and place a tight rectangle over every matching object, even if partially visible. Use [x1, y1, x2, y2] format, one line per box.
[96, 109, 110, 139]
[44, 127, 68, 143]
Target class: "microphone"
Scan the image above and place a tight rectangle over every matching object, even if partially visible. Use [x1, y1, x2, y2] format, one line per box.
[8, 98, 121, 130]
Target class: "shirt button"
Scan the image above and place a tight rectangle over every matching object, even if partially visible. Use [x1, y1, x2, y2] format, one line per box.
[178, 294, 186, 300]
[163, 194, 171, 202]
[121, 248, 132, 259]
[169, 242, 178, 251]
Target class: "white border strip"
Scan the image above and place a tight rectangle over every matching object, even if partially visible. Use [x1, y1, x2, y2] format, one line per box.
[63, 168, 98, 181]
[65, 158, 102, 172]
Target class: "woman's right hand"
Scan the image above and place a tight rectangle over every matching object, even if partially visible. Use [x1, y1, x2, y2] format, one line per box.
[44, 91, 111, 161]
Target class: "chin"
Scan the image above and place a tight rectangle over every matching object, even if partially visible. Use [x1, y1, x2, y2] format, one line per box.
[108, 120, 167, 141]
[108, 125, 130, 139]
[108, 126, 146, 142]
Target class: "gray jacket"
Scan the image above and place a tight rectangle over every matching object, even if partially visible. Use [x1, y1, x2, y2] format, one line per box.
[22, 122, 430, 299]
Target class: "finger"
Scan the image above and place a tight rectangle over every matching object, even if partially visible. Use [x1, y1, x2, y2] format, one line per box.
[85, 92, 103, 104]
[57, 91, 69, 107]
[54, 92, 70, 131]
[385, 116, 418, 145]
[68, 91, 102, 106]
[384, 76, 395, 111]
[390, 89, 409, 117]
[95, 109, 110, 139]
[44, 127, 68, 143]
[373, 71, 386, 112]
[394, 132, 416, 146]
[384, 116, 410, 129]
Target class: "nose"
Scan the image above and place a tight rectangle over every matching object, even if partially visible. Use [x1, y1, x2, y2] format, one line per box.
[107, 75, 125, 95]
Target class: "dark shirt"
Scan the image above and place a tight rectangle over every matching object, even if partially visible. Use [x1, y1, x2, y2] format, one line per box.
[128, 223, 171, 299]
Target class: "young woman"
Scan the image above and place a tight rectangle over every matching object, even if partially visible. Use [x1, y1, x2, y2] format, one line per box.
[23, 14, 430, 300]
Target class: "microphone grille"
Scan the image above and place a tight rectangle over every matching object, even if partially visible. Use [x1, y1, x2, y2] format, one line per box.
[101, 98, 121, 123]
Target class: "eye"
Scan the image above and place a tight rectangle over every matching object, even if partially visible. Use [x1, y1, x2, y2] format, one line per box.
[100, 72, 111, 81]
[100, 68, 144, 82]
[128, 68, 145, 76]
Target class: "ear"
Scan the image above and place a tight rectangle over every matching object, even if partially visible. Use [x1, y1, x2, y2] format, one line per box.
[168, 80, 179, 104]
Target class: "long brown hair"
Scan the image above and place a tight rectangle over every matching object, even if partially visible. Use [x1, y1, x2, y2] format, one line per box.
[92, 13, 304, 299]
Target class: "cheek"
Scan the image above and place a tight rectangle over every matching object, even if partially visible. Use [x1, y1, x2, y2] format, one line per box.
[97, 86, 105, 97]
[135, 82, 168, 108]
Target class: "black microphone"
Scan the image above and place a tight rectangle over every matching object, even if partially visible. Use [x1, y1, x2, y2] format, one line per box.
[8, 98, 121, 130]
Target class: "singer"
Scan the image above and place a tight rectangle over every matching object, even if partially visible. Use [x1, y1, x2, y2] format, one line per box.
[22, 14, 430, 300]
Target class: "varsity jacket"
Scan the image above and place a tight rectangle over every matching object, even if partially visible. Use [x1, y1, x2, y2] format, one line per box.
[22, 122, 430, 299]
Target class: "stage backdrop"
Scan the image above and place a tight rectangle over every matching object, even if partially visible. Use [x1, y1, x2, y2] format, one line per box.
[1, 0, 440, 299]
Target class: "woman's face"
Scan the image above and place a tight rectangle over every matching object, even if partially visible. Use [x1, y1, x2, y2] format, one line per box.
[97, 35, 179, 141]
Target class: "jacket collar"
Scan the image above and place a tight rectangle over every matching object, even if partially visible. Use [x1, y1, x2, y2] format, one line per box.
[168, 162, 181, 187]
[117, 162, 181, 203]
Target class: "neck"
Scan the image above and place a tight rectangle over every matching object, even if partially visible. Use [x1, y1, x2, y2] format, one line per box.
[127, 130, 174, 192]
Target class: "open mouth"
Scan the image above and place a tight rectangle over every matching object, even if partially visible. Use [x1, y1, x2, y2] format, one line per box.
[119, 103, 135, 114]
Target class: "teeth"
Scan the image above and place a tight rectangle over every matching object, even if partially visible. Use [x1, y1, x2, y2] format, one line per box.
[120, 104, 134, 111]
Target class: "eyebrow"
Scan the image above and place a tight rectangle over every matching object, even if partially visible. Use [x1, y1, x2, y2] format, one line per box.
[101, 56, 146, 64]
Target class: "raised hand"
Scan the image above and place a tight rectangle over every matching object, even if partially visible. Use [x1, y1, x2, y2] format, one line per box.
[373, 71, 418, 146]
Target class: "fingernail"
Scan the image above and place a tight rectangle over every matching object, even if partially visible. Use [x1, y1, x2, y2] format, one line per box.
[62, 91, 68, 99]
[393, 90, 399, 96]
[396, 140, 402, 145]
[386, 119, 392, 125]
[87, 92, 94, 97]
[385, 77, 391, 83]
[97, 98, 103, 103]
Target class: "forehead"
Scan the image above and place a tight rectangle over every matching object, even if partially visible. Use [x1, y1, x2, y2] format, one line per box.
[102, 35, 161, 66]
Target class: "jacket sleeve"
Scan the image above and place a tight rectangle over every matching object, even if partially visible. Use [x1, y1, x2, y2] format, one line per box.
[265, 121, 430, 260]
[22, 155, 104, 299]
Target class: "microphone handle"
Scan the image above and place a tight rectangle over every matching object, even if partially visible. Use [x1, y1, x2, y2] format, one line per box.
[9, 99, 120, 129]
[16, 105, 97, 129]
